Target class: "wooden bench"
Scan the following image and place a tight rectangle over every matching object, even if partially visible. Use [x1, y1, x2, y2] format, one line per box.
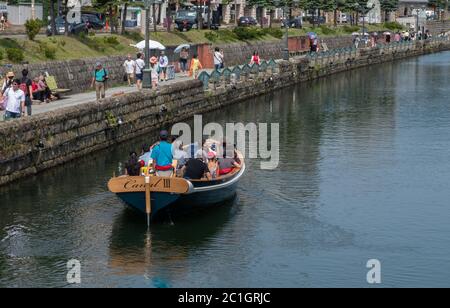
[45, 76, 71, 98]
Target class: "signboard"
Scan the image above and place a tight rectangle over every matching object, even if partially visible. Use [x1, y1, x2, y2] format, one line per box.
[0, 2, 7, 14]
[108, 176, 191, 194]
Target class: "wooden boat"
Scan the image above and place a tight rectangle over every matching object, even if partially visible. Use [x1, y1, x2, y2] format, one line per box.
[108, 146, 245, 223]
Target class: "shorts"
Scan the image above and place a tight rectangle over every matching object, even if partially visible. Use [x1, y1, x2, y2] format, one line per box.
[136, 73, 143, 81]
[160, 67, 167, 73]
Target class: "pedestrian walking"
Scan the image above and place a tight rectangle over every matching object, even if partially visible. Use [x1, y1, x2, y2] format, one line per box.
[179, 47, 189, 76]
[20, 69, 33, 116]
[189, 54, 203, 79]
[158, 51, 169, 82]
[135, 53, 145, 90]
[123, 54, 136, 86]
[2, 79, 26, 121]
[213, 47, 224, 70]
[249, 51, 261, 65]
[0, 14, 5, 31]
[91, 62, 108, 102]
[150, 56, 159, 89]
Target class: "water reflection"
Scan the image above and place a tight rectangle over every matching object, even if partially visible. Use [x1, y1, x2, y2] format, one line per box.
[108, 197, 238, 281]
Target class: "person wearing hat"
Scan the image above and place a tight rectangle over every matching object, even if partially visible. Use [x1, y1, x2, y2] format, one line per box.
[91, 62, 108, 102]
[1, 72, 15, 95]
[150, 130, 174, 177]
[149, 56, 159, 88]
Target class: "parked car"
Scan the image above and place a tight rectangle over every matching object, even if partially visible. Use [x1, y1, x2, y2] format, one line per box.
[175, 9, 199, 31]
[46, 17, 88, 36]
[81, 14, 105, 30]
[46, 17, 66, 36]
[305, 16, 326, 25]
[281, 16, 303, 29]
[238, 16, 258, 27]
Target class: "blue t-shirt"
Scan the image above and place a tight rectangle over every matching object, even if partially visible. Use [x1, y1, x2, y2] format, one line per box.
[151, 141, 173, 167]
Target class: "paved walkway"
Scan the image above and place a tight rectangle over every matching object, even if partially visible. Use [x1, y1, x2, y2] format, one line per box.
[0, 72, 210, 121]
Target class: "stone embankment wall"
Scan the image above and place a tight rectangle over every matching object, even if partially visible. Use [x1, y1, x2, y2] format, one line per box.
[1, 38, 449, 186]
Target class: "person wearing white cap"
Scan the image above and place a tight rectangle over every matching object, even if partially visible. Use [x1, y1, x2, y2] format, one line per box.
[91, 62, 108, 102]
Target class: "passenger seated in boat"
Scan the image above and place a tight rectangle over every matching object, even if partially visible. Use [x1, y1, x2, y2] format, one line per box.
[207, 151, 219, 179]
[181, 153, 212, 180]
[150, 130, 174, 177]
[218, 148, 241, 175]
[125, 152, 141, 176]
[139, 143, 152, 165]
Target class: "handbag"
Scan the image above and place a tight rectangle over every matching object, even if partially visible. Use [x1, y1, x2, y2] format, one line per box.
[123, 73, 128, 82]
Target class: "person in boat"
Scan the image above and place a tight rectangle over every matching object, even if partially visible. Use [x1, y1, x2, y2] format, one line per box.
[172, 138, 189, 167]
[150, 130, 174, 177]
[182, 152, 212, 180]
[207, 151, 219, 179]
[218, 142, 241, 175]
[125, 152, 141, 176]
[139, 143, 152, 166]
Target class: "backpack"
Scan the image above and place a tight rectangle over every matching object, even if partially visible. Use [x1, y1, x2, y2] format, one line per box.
[19, 78, 30, 96]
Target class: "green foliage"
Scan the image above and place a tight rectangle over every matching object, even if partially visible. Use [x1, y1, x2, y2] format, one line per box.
[123, 31, 144, 42]
[6, 48, 24, 63]
[233, 27, 267, 40]
[103, 36, 120, 45]
[0, 49, 3, 61]
[39, 42, 57, 59]
[25, 19, 44, 41]
[319, 25, 336, 35]
[0, 38, 20, 49]
[262, 27, 283, 39]
[205, 31, 219, 42]
[380, 0, 399, 12]
[343, 25, 361, 33]
[383, 21, 404, 30]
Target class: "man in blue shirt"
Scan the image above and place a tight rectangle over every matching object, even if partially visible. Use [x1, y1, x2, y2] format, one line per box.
[90, 62, 108, 102]
[151, 130, 173, 177]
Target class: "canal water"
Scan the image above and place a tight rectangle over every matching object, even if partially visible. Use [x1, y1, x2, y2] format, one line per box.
[1, 51, 450, 287]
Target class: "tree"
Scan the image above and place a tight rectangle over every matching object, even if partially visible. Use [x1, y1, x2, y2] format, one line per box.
[380, 0, 399, 22]
[121, 1, 129, 35]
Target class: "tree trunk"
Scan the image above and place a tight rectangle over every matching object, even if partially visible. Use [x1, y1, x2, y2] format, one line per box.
[121, 3, 128, 35]
[157, 3, 162, 25]
[50, 0, 57, 35]
[207, 2, 211, 29]
[63, 0, 69, 36]
[356, 11, 359, 26]
[334, 9, 337, 27]
[167, 2, 172, 32]
[109, 5, 114, 34]
[269, 9, 273, 28]
[197, 1, 203, 30]
[152, 4, 157, 32]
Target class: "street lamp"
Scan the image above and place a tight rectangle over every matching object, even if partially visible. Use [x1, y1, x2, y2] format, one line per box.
[274, 0, 299, 61]
[143, 0, 162, 89]
[356, 3, 375, 45]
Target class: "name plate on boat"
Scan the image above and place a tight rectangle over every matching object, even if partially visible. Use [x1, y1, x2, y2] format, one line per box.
[108, 176, 191, 194]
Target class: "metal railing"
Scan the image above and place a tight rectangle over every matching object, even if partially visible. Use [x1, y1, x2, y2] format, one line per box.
[197, 36, 449, 90]
[198, 59, 279, 90]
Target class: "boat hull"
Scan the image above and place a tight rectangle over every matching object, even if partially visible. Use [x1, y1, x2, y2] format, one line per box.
[115, 164, 245, 221]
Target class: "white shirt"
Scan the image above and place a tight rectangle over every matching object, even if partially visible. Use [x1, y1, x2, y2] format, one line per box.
[159, 56, 168, 68]
[214, 51, 223, 65]
[135, 58, 145, 75]
[123, 60, 136, 74]
[4, 88, 25, 114]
